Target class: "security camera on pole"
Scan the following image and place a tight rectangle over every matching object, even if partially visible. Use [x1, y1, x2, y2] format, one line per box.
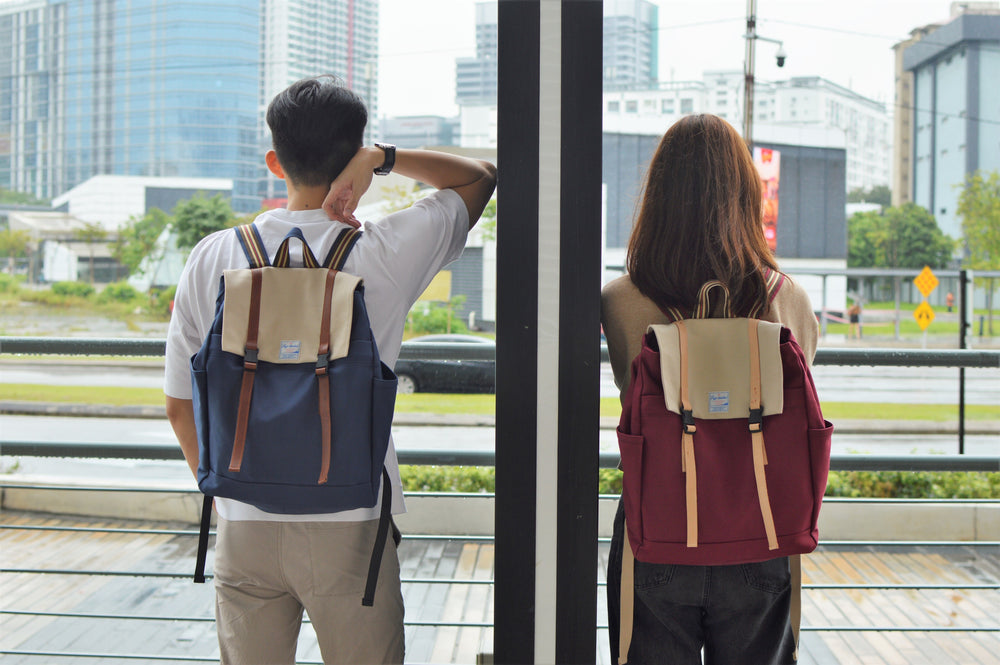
[743, 0, 786, 147]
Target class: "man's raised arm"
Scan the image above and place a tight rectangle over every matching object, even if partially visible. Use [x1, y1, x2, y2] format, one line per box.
[323, 147, 497, 229]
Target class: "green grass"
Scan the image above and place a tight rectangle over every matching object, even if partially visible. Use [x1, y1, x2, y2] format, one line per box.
[0, 384, 997, 422]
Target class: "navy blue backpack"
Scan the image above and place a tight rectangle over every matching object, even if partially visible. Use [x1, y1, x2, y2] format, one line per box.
[190, 224, 398, 606]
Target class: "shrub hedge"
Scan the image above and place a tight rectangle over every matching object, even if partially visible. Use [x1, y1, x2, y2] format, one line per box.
[399, 466, 1000, 499]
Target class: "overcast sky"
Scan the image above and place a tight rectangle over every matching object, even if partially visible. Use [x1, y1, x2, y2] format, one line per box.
[377, 0, 957, 119]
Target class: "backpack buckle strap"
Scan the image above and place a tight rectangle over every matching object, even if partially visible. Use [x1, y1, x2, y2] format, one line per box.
[748, 407, 763, 434]
[682, 408, 696, 435]
[315, 352, 329, 376]
[243, 346, 258, 370]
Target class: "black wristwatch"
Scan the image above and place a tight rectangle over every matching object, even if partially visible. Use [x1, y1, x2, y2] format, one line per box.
[373, 143, 396, 176]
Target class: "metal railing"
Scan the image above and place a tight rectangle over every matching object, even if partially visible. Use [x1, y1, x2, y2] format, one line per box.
[1, 337, 998, 662]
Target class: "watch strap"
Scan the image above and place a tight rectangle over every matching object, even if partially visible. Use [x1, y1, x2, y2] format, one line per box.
[373, 143, 396, 176]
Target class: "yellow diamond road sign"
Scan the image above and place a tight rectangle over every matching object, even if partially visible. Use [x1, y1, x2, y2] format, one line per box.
[913, 301, 935, 331]
[914, 265, 939, 298]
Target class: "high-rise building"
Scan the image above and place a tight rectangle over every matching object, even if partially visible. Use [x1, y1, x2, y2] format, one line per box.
[902, 6, 1000, 238]
[603, 0, 658, 87]
[0, 0, 380, 213]
[262, 0, 379, 139]
[0, 0, 262, 211]
[455, 2, 498, 106]
[892, 24, 941, 208]
[260, 0, 379, 199]
[454, 0, 659, 107]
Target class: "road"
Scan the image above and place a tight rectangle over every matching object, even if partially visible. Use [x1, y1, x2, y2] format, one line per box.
[2, 360, 998, 404]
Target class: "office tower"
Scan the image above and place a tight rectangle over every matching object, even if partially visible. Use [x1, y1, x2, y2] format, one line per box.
[903, 7, 1000, 238]
[455, 2, 498, 106]
[0, 0, 380, 213]
[603, 0, 658, 87]
[263, 0, 379, 137]
[0, 0, 262, 211]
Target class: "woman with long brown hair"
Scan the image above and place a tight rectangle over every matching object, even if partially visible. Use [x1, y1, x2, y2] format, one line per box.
[602, 114, 818, 664]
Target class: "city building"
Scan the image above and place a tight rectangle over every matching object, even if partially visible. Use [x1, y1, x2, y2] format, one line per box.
[1, 0, 379, 213]
[902, 5, 1000, 239]
[260, 0, 379, 199]
[0, 0, 261, 211]
[892, 24, 943, 207]
[379, 115, 457, 149]
[454, 0, 659, 146]
[455, 2, 498, 107]
[603, 0, 658, 87]
[603, 71, 892, 194]
[51, 175, 233, 230]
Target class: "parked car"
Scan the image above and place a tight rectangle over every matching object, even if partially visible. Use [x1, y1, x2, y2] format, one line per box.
[394, 334, 496, 394]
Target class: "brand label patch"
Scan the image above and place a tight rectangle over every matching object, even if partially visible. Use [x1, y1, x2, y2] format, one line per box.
[279, 340, 301, 361]
[708, 391, 729, 414]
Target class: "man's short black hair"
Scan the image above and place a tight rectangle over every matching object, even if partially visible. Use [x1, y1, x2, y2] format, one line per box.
[266, 76, 368, 187]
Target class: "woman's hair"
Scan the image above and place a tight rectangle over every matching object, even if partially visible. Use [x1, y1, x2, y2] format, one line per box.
[266, 75, 367, 188]
[625, 114, 779, 317]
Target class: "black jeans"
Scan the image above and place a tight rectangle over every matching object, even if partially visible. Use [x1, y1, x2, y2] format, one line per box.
[608, 502, 796, 665]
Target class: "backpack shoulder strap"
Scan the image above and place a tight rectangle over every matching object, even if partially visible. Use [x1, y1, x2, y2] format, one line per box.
[233, 224, 270, 268]
[323, 227, 363, 270]
[764, 267, 785, 304]
[747, 268, 785, 318]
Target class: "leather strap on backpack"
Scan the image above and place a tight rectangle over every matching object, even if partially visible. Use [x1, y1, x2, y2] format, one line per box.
[228, 268, 262, 473]
[674, 320, 698, 548]
[748, 318, 779, 551]
[315, 268, 337, 484]
[618, 527, 636, 665]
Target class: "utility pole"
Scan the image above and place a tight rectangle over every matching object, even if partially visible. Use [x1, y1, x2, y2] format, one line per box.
[744, 0, 757, 147]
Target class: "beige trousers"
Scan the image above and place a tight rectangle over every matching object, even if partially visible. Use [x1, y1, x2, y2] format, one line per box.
[213, 517, 404, 664]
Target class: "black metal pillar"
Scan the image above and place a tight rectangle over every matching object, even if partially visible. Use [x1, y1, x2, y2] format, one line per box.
[496, 1, 603, 663]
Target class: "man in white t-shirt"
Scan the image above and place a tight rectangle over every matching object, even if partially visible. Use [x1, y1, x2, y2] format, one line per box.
[164, 76, 496, 665]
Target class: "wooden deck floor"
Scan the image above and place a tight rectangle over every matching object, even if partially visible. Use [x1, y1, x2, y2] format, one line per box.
[2, 512, 998, 664]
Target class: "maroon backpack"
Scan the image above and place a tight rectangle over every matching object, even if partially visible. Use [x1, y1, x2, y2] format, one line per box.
[617, 277, 832, 565]
[615, 277, 832, 663]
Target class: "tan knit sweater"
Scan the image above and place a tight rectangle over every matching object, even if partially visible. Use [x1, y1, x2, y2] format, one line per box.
[601, 273, 819, 399]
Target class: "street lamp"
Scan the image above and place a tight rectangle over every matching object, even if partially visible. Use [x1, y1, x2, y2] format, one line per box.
[743, 0, 785, 147]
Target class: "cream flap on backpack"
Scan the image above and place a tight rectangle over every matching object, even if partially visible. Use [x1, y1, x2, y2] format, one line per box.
[221, 267, 361, 364]
[651, 319, 784, 419]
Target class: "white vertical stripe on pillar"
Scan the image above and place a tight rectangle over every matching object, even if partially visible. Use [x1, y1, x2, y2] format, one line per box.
[535, 1, 561, 663]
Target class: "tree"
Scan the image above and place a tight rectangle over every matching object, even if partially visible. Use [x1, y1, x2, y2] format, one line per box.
[958, 170, 1000, 271]
[0, 228, 31, 274]
[847, 203, 954, 269]
[380, 183, 422, 215]
[0, 187, 49, 206]
[847, 185, 891, 208]
[478, 198, 497, 242]
[111, 208, 171, 277]
[73, 221, 108, 284]
[957, 170, 1000, 335]
[172, 193, 237, 251]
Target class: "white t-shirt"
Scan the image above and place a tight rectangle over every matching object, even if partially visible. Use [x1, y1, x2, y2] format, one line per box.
[164, 189, 469, 522]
